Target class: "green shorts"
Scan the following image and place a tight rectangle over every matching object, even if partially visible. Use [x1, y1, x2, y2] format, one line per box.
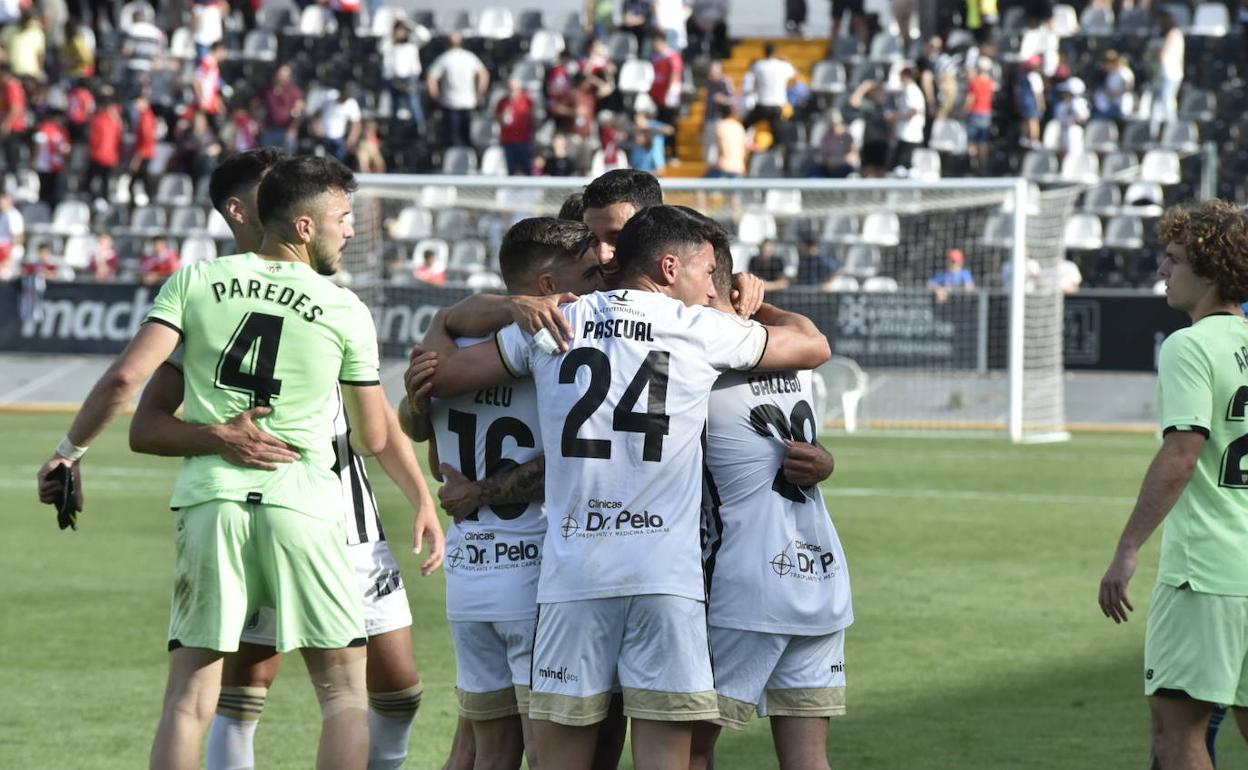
[168, 500, 365, 653]
[1144, 582, 1248, 706]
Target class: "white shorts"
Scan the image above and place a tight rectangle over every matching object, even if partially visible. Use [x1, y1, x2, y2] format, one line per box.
[529, 595, 718, 726]
[240, 539, 412, 646]
[709, 626, 847, 729]
[450, 618, 536, 720]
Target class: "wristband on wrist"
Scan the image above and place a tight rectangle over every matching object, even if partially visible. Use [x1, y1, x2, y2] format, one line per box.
[55, 436, 88, 462]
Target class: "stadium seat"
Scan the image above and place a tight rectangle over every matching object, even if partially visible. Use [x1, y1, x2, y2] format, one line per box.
[528, 30, 564, 63]
[444, 10, 477, 33]
[435, 209, 475, 240]
[243, 30, 278, 62]
[477, 7, 515, 39]
[1141, 149, 1181, 184]
[420, 185, 458, 208]
[206, 210, 233, 240]
[62, 235, 95, 270]
[928, 118, 968, 154]
[6, 169, 39, 203]
[617, 59, 655, 94]
[119, 1, 155, 32]
[299, 4, 330, 34]
[764, 189, 802, 215]
[1060, 150, 1100, 184]
[47, 201, 91, 236]
[821, 214, 860, 244]
[369, 5, 408, 37]
[861, 213, 900, 247]
[1063, 213, 1104, 250]
[20, 202, 51, 232]
[748, 151, 784, 177]
[169, 27, 195, 59]
[411, 238, 450, 270]
[392, 206, 433, 241]
[1179, 90, 1216, 122]
[1101, 151, 1138, 179]
[1164, 2, 1193, 28]
[449, 239, 489, 273]
[1190, 2, 1230, 35]
[737, 212, 777, 245]
[811, 61, 847, 95]
[1105, 216, 1145, 249]
[1082, 183, 1122, 216]
[517, 9, 544, 36]
[727, 241, 751, 274]
[1121, 120, 1155, 152]
[827, 275, 860, 292]
[787, 149, 816, 177]
[909, 148, 941, 181]
[980, 214, 1013, 248]
[479, 146, 508, 176]
[129, 206, 167, 236]
[1116, 7, 1153, 35]
[606, 31, 638, 63]
[868, 33, 903, 62]
[1121, 182, 1165, 216]
[1080, 5, 1114, 34]
[466, 271, 507, 290]
[841, 245, 882, 278]
[442, 147, 479, 175]
[861, 276, 899, 292]
[1041, 120, 1081, 153]
[1160, 121, 1200, 153]
[181, 236, 218, 264]
[155, 174, 194, 207]
[470, 114, 499, 150]
[1021, 150, 1059, 182]
[169, 206, 207, 236]
[1085, 119, 1120, 154]
[511, 58, 544, 90]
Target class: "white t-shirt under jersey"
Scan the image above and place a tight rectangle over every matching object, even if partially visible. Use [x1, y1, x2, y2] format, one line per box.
[433, 337, 545, 622]
[703, 369, 853, 635]
[496, 289, 768, 604]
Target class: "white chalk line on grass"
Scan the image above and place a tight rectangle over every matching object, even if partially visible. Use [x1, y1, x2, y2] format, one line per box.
[827, 487, 1135, 506]
[0, 360, 87, 403]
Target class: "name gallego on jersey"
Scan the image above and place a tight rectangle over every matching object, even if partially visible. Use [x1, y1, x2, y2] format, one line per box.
[209, 278, 325, 323]
[748, 372, 804, 396]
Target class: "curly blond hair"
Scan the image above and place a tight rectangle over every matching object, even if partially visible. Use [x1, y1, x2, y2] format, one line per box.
[1157, 200, 1248, 303]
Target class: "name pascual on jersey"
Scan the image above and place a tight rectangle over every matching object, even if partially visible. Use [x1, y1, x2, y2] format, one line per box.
[447, 530, 540, 571]
[209, 278, 326, 323]
[561, 498, 668, 539]
[769, 539, 840, 582]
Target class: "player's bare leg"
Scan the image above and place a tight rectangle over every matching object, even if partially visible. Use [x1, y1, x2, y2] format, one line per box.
[519, 714, 541, 769]
[1151, 694, 1216, 770]
[470, 714, 525, 770]
[592, 694, 627, 770]
[443, 717, 476, 770]
[205, 643, 282, 770]
[366, 627, 424, 770]
[1231, 705, 1248, 743]
[630, 718, 693, 770]
[688, 720, 720, 770]
[150, 646, 225, 770]
[303, 645, 370, 770]
[533, 719, 600, 770]
[771, 716, 830, 770]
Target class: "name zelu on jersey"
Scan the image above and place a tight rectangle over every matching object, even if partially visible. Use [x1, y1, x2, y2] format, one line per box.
[561, 498, 667, 539]
[447, 530, 540, 572]
[769, 540, 840, 582]
[209, 278, 325, 323]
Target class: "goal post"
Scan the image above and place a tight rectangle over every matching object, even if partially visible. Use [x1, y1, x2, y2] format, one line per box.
[350, 174, 1077, 443]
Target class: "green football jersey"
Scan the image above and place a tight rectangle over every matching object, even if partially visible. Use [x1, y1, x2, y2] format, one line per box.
[1156, 313, 1248, 596]
[144, 253, 380, 517]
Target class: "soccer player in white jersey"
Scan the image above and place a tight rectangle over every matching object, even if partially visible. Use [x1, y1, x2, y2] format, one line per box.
[37, 155, 392, 770]
[425, 205, 832, 770]
[690, 242, 851, 770]
[125, 149, 443, 770]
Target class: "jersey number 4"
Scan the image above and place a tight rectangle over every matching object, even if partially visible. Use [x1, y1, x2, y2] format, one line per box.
[560, 348, 671, 462]
[447, 409, 536, 521]
[750, 400, 817, 504]
[216, 312, 284, 408]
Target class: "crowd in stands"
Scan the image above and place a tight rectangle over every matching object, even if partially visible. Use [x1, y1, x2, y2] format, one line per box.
[0, 0, 1244, 291]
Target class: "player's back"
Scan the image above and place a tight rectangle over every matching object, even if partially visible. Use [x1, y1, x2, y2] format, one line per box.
[432, 337, 545, 622]
[703, 368, 852, 635]
[146, 252, 380, 516]
[496, 289, 767, 604]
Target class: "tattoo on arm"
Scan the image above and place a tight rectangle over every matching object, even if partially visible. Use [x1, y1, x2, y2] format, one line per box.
[476, 456, 545, 506]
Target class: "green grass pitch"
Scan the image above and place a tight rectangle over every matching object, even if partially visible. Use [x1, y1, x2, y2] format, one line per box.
[4, 414, 1242, 769]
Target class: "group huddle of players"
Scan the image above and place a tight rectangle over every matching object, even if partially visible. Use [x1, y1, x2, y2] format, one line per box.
[36, 151, 852, 770]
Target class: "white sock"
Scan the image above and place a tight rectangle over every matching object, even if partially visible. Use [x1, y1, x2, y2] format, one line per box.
[205, 686, 266, 770]
[367, 685, 423, 770]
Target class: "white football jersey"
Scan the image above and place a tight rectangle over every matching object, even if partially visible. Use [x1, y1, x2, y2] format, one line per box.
[703, 369, 853, 635]
[496, 290, 768, 603]
[433, 337, 545, 622]
[329, 386, 385, 546]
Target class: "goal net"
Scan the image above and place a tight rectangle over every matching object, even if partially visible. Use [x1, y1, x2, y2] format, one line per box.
[348, 175, 1078, 442]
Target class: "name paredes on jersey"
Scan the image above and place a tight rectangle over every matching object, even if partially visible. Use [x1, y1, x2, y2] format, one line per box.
[209, 278, 325, 323]
[581, 319, 655, 342]
[748, 372, 804, 396]
[560, 497, 668, 539]
[769, 539, 841, 583]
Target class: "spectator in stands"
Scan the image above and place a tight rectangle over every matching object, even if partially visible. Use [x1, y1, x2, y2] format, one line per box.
[231, 0, 260, 32]
[193, 40, 227, 122]
[749, 240, 790, 291]
[929, 248, 975, 302]
[581, 39, 618, 108]
[140, 236, 181, 285]
[175, 110, 223, 182]
[66, 79, 94, 142]
[1057, 257, 1082, 294]
[621, 0, 654, 51]
[317, 85, 362, 164]
[27, 241, 73, 281]
[355, 119, 386, 173]
[536, 132, 577, 177]
[32, 109, 70, 208]
[795, 239, 839, 291]
[85, 95, 123, 205]
[0, 194, 23, 280]
[426, 32, 489, 149]
[413, 247, 446, 285]
[814, 110, 856, 178]
[649, 32, 683, 161]
[1052, 77, 1090, 155]
[586, 0, 615, 41]
[1018, 8, 1059, 77]
[627, 108, 676, 173]
[1092, 50, 1134, 122]
[848, 79, 889, 178]
[1150, 10, 1185, 133]
[547, 48, 578, 113]
[556, 72, 598, 139]
[496, 77, 536, 176]
[964, 56, 996, 174]
[129, 93, 158, 205]
[261, 65, 303, 151]
[191, 0, 228, 63]
[62, 20, 95, 80]
[654, 0, 689, 50]
[703, 60, 735, 125]
[1015, 55, 1045, 150]
[829, 0, 867, 57]
[890, 67, 926, 171]
[8, 12, 47, 82]
[332, 0, 362, 43]
[0, 63, 28, 183]
[122, 6, 166, 91]
[382, 20, 424, 124]
[688, 0, 729, 60]
[222, 103, 260, 152]
[705, 107, 747, 179]
[89, 233, 119, 282]
[745, 43, 795, 136]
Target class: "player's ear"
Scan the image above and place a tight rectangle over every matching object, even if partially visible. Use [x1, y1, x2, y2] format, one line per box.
[658, 253, 680, 285]
[293, 214, 314, 244]
[225, 196, 247, 228]
[536, 273, 556, 295]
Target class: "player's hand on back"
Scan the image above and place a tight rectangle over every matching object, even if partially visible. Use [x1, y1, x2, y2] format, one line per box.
[437, 463, 482, 523]
[781, 440, 835, 487]
[730, 272, 765, 320]
[1098, 547, 1138, 624]
[508, 293, 577, 352]
[405, 346, 438, 413]
[212, 406, 301, 471]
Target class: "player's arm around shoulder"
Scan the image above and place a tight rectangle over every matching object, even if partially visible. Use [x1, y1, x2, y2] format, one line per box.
[751, 302, 832, 372]
[427, 308, 528, 399]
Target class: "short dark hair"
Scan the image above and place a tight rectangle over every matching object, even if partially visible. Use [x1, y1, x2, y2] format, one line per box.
[582, 169, 663, 213]
[764, 42, 777, 58]
[557, 191, 586, 222]
[208, 148, 289, 215]
[256, 155, 357, 231]
[498, 217, 596, 288]
[614, 205, 729, 280]
[711, 234, 735, 296]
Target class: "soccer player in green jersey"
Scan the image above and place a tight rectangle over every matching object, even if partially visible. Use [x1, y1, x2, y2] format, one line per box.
[37, 155, 390, 770]
[1099, 200, 1248, 770]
